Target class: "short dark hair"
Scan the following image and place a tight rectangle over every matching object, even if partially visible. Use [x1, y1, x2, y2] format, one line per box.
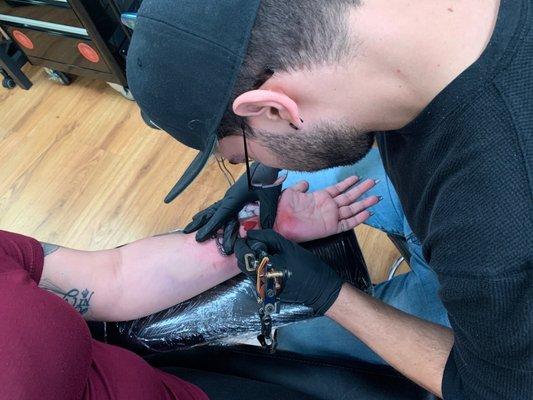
[218, 0, 360, 138]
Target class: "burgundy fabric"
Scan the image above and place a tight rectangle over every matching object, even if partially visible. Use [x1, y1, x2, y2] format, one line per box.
[0, 230, 208, 400]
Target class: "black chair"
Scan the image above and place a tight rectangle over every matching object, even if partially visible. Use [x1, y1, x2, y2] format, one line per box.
[145, 345, 434, 400]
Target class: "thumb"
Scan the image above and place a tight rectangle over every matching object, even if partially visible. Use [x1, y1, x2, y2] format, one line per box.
[246, 229, 290, 253]
[290, 180, 309, 193]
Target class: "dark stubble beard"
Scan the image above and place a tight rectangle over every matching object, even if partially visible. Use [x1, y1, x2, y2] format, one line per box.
[253, 121, 376, 172]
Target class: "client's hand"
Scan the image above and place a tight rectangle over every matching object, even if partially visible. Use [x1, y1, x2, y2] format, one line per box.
[273, 176, 379, 242]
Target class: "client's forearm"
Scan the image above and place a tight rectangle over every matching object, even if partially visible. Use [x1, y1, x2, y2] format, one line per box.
[40, 232, 239, 322]
[112, 232, 239, 321]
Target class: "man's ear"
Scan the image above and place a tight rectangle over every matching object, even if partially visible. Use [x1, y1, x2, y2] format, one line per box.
[233, 90, 303, 128]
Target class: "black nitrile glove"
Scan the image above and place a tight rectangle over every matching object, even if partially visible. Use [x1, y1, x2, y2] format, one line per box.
[235, 229, 344, 315]
[183, 163, 282, 254]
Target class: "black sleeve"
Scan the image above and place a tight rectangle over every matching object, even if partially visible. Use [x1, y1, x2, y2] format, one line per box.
[439, 272, 532, 399]
[425, 159, 533, 399]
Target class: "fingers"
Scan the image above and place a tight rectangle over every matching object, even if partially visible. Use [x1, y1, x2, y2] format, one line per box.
[334, 178, 376, 207]
[183, 201, 220, 234]
[222, 219, 239, 255]
[325, 176, 360, 198]
[184, 210, 213, 233]
[337, 184, 381, 231]
[338, 195, 380, 219]
[196, 225, 216, 242]
[337, 210, 373, 233]
[183, 218, 204, 234]
[290, 180, 310, 193]
[195, 210, 226, 241]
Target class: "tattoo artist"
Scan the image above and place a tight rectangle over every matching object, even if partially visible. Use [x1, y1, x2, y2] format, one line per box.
[126, 1, 532, 399]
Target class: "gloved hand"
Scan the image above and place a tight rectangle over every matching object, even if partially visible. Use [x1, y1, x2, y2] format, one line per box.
[183, 163, 282, 254]
[235, 229, 344, 315]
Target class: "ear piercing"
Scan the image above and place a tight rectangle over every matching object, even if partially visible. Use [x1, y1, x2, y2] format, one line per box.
[289, 117, 304, 130]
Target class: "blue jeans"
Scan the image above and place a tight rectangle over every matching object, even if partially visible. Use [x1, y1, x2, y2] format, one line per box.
[277, 149, 450, 365]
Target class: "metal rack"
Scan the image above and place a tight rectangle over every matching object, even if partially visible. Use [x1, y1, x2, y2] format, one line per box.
[0, 35, 31, 89]
[0, 0, 141, 91]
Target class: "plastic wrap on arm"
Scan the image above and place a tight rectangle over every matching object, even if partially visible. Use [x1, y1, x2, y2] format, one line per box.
[112, 230, 371, 352]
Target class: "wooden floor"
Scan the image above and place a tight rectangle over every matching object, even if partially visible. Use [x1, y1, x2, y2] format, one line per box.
[0, 66, 407, 283]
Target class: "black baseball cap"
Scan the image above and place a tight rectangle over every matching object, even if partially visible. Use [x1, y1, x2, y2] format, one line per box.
[127, 0, 261, 203]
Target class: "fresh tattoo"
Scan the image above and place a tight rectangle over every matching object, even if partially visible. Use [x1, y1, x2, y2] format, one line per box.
[40, 242, 61, 257]
[39, 279, 94, 316]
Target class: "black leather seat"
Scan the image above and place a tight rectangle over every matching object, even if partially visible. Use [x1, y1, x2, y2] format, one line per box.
[142, 345, 433, 400]
[100, 319, 432, 399]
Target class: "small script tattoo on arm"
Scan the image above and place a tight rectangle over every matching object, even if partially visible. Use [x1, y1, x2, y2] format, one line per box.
[39, 279, 94, 316]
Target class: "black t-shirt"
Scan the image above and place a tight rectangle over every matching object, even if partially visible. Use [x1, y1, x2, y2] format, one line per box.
[376, 0, 532, 398]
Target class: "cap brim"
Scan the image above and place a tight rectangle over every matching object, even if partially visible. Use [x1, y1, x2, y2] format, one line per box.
[164, 135, 217, 203]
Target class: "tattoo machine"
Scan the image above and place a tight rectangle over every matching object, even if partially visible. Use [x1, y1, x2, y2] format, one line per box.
[244, 241, 291, 353]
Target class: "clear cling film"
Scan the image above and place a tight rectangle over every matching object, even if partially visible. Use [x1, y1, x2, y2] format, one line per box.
[115, 275, 313, 351]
